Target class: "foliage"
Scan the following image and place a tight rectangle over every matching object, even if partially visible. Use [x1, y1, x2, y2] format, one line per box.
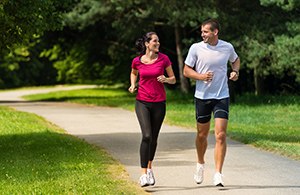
[0, 0, 71, 55]
[0, 37, 58, 89]
[213, 0, 300, 94]
[0, 0, 73, 88]
[0, 0, 300, 95]
[36, 0, 300, 95]
[0, 45, 30, 87]
[260, 0, 300, 11]
[39, 0, 218, 85]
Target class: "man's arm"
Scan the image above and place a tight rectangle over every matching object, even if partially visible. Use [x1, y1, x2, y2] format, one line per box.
[183, 65, 213, 82]
[229, 57, 240, 81]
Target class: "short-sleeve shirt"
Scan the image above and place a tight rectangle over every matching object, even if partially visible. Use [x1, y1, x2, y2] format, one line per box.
[132, 52, 171, 102]
[184, 40, 238, 100]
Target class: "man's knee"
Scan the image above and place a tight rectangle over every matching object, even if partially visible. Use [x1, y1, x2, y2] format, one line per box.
[215, 131, 226, 143]
[196, 132, 208, 142]
[196, 123, 210, 141]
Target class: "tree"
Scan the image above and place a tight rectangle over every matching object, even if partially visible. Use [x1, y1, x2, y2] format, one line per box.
[16, 0, 299, 95]
[215, 0, 300, 95]
[57, 0, 218, 91]
[261, 0, 300, 86]
[0, 0, 72, 88]
[0, 0, 71, 56]
[151, 0, 217, 93]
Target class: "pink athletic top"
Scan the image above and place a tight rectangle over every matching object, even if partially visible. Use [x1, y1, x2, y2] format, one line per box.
[131, 53, 171, 102]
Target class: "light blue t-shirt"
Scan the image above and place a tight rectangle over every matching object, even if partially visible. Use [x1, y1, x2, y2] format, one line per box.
[184, 40, 238, 99]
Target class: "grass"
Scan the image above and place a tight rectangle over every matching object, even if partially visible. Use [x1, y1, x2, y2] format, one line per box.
[23, 85, 300, 162]
[22, 86, 137, 110]
[0, 106, 148, 194]
[228, 94, 300, 160]
[0, 84, 84, 92]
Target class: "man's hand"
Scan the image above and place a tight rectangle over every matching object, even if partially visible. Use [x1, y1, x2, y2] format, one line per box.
[229, 71, 238, 81]
[203, 71, 214, 82]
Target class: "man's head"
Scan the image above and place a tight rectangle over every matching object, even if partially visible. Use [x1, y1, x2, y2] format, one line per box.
[201, 19, 220, 46]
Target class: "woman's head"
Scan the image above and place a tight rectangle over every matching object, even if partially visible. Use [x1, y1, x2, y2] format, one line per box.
[135, 32, 159, 55]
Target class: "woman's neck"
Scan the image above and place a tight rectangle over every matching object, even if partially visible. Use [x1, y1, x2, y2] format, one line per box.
[145, 51, 158, 60]
[141, 52, 158, 64]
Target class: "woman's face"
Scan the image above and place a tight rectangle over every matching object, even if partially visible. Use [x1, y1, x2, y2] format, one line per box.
[146, 34, 160, 53]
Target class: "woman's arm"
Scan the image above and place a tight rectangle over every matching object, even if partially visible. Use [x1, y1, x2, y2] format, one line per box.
[128, 69, 138, 93]
[157, 65, 176, 84]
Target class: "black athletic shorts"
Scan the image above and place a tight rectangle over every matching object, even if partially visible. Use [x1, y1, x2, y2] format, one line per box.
[195, 97, 229, 124]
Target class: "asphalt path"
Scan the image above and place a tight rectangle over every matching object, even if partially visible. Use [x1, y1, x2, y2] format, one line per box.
[0, 85, 300, 195]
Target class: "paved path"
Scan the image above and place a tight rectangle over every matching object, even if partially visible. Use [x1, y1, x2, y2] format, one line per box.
[0, 86, 300, 195]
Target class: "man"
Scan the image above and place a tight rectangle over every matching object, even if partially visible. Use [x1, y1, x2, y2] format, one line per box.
[183, 19, 240, 187]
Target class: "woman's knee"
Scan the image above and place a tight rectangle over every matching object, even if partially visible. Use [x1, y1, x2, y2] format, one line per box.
[142, 133, 151, 143]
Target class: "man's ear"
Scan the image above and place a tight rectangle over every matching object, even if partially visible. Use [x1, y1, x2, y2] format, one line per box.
[214, 29, 219, 36]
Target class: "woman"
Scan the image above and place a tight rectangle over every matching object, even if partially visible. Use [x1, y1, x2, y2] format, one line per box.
[128, 32, 176, 187]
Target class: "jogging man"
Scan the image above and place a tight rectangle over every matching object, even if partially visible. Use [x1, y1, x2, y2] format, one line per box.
[183, 19, 240, 187]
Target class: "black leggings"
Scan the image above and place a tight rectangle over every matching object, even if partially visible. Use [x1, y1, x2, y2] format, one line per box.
[135, 99, 166, 168]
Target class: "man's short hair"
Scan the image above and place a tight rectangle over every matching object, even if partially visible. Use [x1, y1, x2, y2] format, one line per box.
[202, 19, 221, 32]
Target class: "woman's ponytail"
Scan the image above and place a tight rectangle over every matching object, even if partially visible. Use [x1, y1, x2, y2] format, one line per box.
[135, 37, 145, 56]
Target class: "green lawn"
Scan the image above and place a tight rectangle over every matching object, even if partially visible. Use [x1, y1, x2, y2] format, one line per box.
[23, 86, 300, 162]
[0, 106, 147, 194]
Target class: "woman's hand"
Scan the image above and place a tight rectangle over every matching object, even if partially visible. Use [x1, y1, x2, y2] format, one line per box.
[128, 85, 137, 93]
[157, 75, 167, 83]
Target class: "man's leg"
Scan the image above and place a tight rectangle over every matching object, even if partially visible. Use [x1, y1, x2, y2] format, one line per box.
[213, 118, 228, 187]
[214, 118, 228, 174]
[194, 98, 213, 184]
[196, 121, 210, 164]
[194, 121, 210, 184]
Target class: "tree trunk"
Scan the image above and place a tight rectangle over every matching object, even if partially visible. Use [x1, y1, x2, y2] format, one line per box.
[174, 22, 189, 93]
[254, 66, 265, 96]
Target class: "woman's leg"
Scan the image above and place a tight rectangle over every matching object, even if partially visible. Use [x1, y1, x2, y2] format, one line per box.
[135, 100, 152, 173]
[148, 101, 166, 164]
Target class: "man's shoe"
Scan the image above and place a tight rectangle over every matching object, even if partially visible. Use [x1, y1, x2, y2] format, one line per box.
[139, 174, 149, 187]
[213, 172, 224, 187]
[147, 168, 155, 186]
[194, 163, 204, 184]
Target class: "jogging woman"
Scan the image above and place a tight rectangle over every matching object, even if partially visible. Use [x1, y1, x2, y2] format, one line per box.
[128, 32, 176, 187]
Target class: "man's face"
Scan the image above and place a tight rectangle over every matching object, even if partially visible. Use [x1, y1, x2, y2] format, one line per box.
[201, 24, 218, 45]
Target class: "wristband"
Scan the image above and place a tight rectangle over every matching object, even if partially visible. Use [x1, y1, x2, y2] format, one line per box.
[233, 70, 239, 75]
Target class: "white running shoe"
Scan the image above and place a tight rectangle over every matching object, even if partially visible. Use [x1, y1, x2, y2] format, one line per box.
[194, 163, 204, 184]
[147, 168, 155, 185]
[139, 174, 149, 187]
[213, 172, 224, 187]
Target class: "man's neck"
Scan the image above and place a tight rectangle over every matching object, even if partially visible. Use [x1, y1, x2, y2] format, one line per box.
[209, 39, 218, 46]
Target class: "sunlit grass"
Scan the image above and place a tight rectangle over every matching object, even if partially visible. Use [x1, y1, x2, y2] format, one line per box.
[228, 103, 300, 160]
[0, 106, 147, 194]
[23, 86, 300, 161]
[23, 87, 137, 110]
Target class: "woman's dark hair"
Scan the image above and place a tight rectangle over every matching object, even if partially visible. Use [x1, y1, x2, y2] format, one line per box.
[135, 32, 157, 55]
